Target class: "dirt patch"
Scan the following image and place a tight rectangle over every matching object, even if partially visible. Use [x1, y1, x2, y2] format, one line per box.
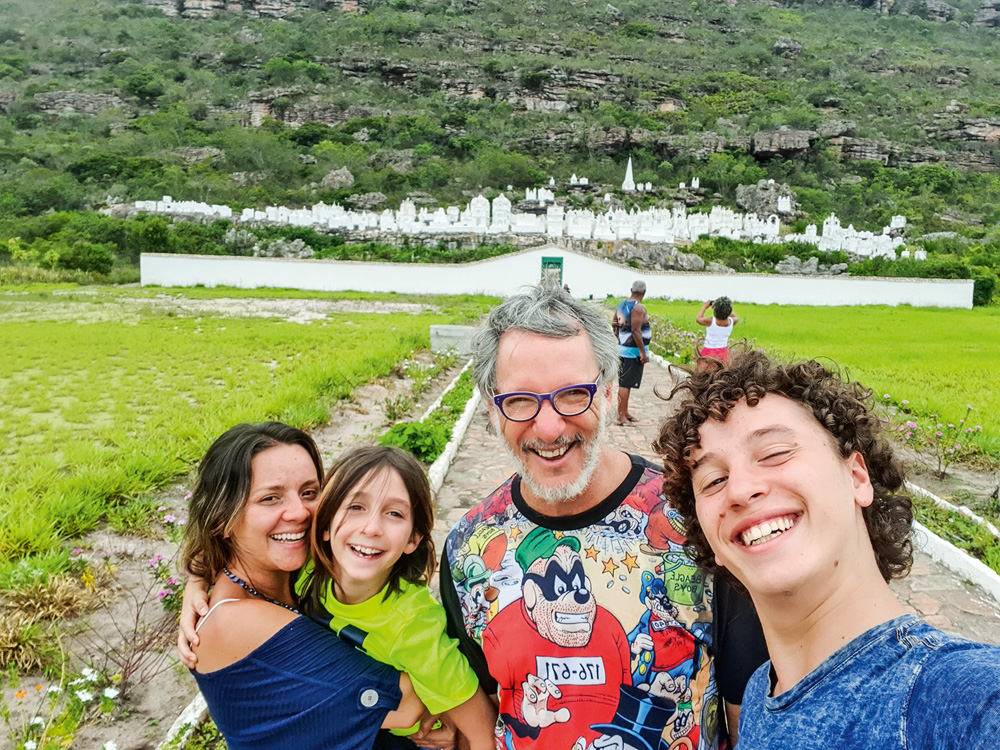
[0, 292, 438, 325]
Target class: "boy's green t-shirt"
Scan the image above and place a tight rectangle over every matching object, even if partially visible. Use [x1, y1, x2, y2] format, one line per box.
[298, 564, 479, 721]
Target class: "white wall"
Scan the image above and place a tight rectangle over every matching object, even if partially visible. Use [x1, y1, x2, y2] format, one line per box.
[141, 246, 974, 308]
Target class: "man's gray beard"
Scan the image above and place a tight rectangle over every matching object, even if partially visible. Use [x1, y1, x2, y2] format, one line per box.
[495, 406, 610, 505]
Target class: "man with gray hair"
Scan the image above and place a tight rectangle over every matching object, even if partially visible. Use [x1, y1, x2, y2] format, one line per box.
[440, 285, 766, 750]
[613, 280, 651, 426]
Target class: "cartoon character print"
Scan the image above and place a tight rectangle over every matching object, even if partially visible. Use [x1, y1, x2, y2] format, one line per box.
[641, 500, 688, 555]
[450, 467, 723, 750]
[483, 527, 632, 750]
[572, 684, 677, 750]
[628, 572, 698, 746]
[453, 526, 508, 639]
[591, 504, 644, 537]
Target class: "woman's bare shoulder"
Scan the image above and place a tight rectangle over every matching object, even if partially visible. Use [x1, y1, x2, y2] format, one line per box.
[193, 599, 299, 673]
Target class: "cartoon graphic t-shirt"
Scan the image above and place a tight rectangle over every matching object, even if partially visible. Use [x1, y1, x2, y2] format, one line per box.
[440, 455, 766, 750]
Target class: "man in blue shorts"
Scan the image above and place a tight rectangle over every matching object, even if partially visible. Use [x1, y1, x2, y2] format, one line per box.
[613, 280, 651, 426]
[655, 349, 1000, 749]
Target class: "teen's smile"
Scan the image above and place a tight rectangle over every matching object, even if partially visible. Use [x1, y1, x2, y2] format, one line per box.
[326, 467, 421, 605]
[734, 513, 800, 547]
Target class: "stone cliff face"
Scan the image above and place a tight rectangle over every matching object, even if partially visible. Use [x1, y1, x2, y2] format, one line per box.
[29, 0, 996, 178]
[975, 0, 1000, 26]
[142, 0, 340, 18]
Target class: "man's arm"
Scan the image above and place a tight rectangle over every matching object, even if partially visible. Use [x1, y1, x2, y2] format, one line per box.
[724, 703, 741, 747]
[631, 302, 648, 363]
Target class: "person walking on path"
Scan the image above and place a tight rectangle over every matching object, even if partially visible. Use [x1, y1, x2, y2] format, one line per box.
[696, 297, 737, 363]
[440, 285, 767, 750]
[613, 280, 651, 425]
[654, 350, 1000, 749]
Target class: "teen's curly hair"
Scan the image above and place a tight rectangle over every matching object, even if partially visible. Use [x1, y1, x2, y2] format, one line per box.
[652, 348, 912, 586]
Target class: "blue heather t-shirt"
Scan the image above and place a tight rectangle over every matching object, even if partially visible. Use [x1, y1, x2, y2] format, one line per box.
[193, 616, 401, 750]
[738, 615, 1000, 749]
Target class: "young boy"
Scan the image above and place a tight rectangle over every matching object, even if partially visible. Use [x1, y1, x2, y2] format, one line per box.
[653, 349, 1000, 749]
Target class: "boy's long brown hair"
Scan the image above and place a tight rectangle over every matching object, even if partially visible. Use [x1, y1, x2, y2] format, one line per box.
[301, 445, 436, 614]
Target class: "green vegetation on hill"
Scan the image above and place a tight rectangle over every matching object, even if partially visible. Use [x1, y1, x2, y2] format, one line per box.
[0, 0, 998, 229]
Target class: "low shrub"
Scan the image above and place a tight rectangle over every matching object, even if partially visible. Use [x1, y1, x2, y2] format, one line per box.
[971, 268, 997, 307]
[56, 241, 115, 274]
[378, 420, 450, 462]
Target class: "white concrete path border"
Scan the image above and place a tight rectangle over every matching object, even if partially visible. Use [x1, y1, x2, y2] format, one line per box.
[427, 359, 481, 497]
[156, 692, 207, 749]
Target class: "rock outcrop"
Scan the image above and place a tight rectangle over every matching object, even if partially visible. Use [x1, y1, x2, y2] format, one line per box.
[833, 137, 893, 165]
[752, 129, 813, 158]
[736, 180, 801, 217]
[774, 256, 849, 275]
[157, 147, 225, 165]
[926, 117, 1000, 142]
[142, 0, 339, 19]
[772, 37, 802, 58]
[320, 168, 355, 190]
[255, 238, 314, 259]
[606, 243, 707, 272]
[974, 0, 1000, 26]
[920, 0, 958, 21]
[346, 192, 388, 210]
[33, 91, 130, 116]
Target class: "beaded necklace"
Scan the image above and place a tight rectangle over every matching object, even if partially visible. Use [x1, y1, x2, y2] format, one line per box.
[222, 567, 299, 614]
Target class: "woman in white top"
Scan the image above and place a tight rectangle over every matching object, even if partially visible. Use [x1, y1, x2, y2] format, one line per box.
[696, 296, 738, 363]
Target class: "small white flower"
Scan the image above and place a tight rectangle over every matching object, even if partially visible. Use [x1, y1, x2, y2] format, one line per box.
[81, 667, 99, 681]
[75, 690, 94, 702]
[31, 716, 44, 726]
[103, 687, 120, 699]
[68, 678, 86, 686]
[102, 742, 118, 750]
[24, 742, 37, 750]
[47, 686, 62, 695]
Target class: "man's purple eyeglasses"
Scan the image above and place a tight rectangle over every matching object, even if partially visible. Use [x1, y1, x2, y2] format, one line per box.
[492, 378, 600, 422]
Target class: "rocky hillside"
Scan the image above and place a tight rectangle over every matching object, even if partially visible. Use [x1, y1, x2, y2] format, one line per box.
[1, 0, 999, 236]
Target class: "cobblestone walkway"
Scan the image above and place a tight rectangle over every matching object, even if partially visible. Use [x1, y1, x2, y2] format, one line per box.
[434, 361, 1000, 646]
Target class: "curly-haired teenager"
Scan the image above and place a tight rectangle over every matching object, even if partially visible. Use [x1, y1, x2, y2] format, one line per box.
[653, 349, 1000, 749]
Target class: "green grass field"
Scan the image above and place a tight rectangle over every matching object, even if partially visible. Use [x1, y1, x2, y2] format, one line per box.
[643, 300, 1000, 458]
[0, 286, 495, 569]
[4, 287, 998, 576]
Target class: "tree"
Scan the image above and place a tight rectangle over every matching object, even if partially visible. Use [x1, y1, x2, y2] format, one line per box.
[125, 216, 172, 261]
[123, 68, 166, 104]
